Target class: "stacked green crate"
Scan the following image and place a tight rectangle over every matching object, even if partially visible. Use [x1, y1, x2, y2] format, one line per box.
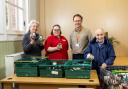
[39, 60, 66, 78]
[112, 70, 128, 74]
[15, 60, 38, 77]
[14, 57, 47, 77]
[64, 60, 92, 79]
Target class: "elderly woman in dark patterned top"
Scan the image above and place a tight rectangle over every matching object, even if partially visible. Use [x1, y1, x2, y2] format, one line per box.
[22, 20, 44, 57]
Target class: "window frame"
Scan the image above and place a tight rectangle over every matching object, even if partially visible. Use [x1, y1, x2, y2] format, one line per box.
[5, 0, 28, 35]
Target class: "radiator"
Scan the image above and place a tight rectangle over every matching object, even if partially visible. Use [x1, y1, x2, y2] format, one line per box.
[5, 52, 23, 77]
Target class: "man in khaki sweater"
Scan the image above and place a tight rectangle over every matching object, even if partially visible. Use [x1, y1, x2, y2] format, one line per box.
[70, 14, 92, 59]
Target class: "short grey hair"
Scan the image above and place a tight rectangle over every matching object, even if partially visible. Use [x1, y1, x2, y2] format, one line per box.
[26, 20, 39, 33]
[95, 28, 105, 34]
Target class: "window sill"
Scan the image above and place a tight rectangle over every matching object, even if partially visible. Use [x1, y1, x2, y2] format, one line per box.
[6, 30, 25, 35]
[0, 34, 23, 41]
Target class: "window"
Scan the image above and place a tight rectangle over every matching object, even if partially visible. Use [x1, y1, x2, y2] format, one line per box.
[6, 0, 28, 34]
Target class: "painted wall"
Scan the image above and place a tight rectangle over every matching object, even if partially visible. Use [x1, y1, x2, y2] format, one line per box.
[28, 0, 40, 21]
[0, 41, 22, 79]
[39, 0, 45, 36]
[40, 0, 128, 57]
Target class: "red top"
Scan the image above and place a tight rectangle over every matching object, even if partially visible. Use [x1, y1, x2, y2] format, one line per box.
[44, 35, 68, 60]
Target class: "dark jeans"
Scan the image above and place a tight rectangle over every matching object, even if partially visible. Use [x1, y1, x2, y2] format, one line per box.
[93, 67, 108, 89]
[73, 54, 84, 60]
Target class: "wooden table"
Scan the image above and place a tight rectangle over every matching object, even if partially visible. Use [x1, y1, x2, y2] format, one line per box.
[0, 70, 99, 89]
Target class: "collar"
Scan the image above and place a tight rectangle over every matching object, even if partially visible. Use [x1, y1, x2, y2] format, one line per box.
[75, 26, 83, 32]
[91, 37, 109, 45]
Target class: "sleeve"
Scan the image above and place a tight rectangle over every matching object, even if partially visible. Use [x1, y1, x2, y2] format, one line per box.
[39, 44, 44, 50]
[44, 36, 51, 52]
[36, 34, 44, 50]
[64, 37, 69, 50]
[22, 34, 33, 52]
[69, 33, 73, 49]
[67, 39, 69, 50]
[105, 44, 116, 65]
[83, 43, 92, 59]
[82, 30, 93, 53]
[88, 30, 93, 42]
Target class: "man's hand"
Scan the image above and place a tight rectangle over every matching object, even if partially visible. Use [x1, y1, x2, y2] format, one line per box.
[101, 63, 107, 69]
[86, 53, 94, 60]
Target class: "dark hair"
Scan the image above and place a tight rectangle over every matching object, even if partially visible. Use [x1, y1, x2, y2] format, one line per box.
[73, 14, 83, 21]
[51, 24, 62, 35]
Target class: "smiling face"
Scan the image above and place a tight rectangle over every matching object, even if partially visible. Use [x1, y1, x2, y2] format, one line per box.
[73, 16, 82, 30]
[29, 22, 39, 33]
[95, 28, 105, 43]
[52, 25, 61, 37]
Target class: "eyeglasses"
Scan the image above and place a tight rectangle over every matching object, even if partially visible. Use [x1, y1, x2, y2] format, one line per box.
[73, 20, 82, 22]
[53, 29, 60, 31]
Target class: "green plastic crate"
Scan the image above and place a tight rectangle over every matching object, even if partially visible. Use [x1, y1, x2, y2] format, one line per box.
[64, 60, 92, 79]
[112, 70, 128, 74]
[105, 66, 128, 83]
[15, 60, 39, 77]
[39, 60, 66, 78]
[15, 67, 38, 77]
